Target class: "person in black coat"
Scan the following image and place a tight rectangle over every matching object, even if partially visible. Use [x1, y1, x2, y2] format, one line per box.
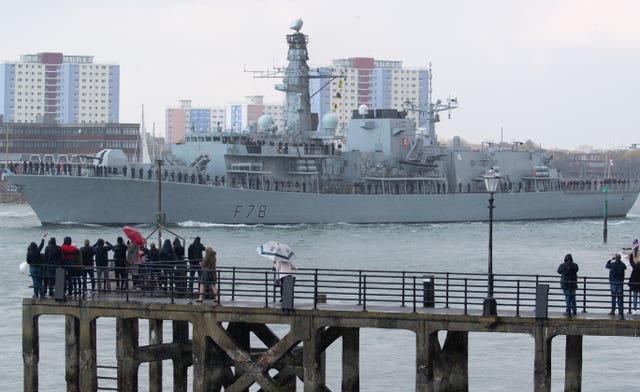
[27, 235, 46, 298]
[557, 253, 579, 317]
[93, 238, 113, 291]
[80, 239, 96, 294]
[606, 253, 627, 317]
[158, 239, 175, 291]
[112, 237, 128, 290]
[628, 253, 640, 314]
[172, 238, 187, 295]
[187, 237, 205, 292]
[43, 237, 62, 297]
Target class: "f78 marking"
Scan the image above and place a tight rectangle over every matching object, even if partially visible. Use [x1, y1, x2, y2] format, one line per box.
[234, 204, 267, 219]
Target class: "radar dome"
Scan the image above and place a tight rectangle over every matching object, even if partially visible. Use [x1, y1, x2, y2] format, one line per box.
[290, 18, 303, 32]
[258, 115, 275, 132]
[322, 113, 339, 131]
[358, 105, 369, 116]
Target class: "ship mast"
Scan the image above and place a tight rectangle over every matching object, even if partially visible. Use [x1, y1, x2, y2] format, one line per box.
[402, 65, 458, 147]
[274, 18, 313, 138]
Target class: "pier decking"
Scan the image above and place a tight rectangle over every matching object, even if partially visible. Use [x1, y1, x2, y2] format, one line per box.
[22, 266, 640, 391]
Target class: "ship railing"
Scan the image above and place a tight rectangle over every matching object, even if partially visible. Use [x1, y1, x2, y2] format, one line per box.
[27, 264, 637, 317]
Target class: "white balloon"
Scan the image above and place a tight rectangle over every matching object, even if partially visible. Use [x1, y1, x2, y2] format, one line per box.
[19, 262, 28, 274]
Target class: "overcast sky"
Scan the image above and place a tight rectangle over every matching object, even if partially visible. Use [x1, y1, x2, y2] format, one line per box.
[5, 0, 639, 150]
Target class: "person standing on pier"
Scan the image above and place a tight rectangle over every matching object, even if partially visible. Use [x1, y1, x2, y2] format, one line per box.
[628, 252, 640, 314]
[43, 237, 62, 297]
[188, 237, 205, 293]
[557, 253, 579, 317]
[158, 239, 176, 292]
[173, 238, 187, 296]
[606, 253, 627, 317]
[26, 235, 46, 298]
[60, 237, 78, 296]
[197, 246, 218, 303]
[112, 237, 128, 290]
[93, 239, 113, 292]
[80, 239, 96, 294]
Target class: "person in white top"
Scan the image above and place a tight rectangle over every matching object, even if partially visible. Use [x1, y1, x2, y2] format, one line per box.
[274, 259, 296, 300]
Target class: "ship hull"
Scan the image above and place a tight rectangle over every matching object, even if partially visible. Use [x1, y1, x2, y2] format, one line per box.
[6, 174, 638, 225]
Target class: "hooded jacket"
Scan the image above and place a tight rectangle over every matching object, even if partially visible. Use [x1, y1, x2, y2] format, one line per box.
[44, 237, 62, 267]
[26, 239, 45, 265]
[187, 237, 205, 264]
[557, 254, 579, 291]
[93, 239, 113, 267]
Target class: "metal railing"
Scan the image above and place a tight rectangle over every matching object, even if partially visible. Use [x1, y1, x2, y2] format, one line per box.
[25, 263, 635, 317]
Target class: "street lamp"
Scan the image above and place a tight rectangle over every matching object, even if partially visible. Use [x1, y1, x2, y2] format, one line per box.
[483, 168, 501, 317]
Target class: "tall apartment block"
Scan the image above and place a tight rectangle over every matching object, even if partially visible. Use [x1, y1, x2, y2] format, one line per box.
[165, 97, 284, 144]
[0, 52, 120, 124]
[310, 57, 429, 135]
[166, 100, 226, 144]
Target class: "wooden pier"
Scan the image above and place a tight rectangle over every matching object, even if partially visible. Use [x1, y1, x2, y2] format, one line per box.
[21, 267, 640, 391]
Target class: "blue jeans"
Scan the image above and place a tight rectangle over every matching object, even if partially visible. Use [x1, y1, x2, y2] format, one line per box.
[563, 288, 577, 314]
[610, 282, 623, 311]
[632, 291, 639, 310]
[29, 265, 43, 298]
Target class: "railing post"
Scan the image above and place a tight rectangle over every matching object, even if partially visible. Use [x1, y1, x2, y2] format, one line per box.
[363, 275, 367, 311]
[401, 271, 406, 308]
[264, 271, 269, 308]
[313, 269, 318, 310]
[464, 278, 468, 315]
[412, 276, 416, 313]
[216, 271, 221, 305]
[516, 279, 520, 317]
[582, 276, 587, 313]
[231, 267, 236, 301]
[169, 267, 175, 304]
[445, 272, 450, 308]
[358, 270, 362, 305]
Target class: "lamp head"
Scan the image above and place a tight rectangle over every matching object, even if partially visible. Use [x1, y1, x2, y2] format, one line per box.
[483, 168, 501, 193]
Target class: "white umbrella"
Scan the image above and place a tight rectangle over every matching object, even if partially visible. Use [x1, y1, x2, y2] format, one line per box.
[257, 241, 294, 262]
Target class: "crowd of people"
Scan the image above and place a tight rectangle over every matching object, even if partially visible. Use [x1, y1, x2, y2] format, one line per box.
[25, 234, 219, 303]
[558, 239, 640, 318]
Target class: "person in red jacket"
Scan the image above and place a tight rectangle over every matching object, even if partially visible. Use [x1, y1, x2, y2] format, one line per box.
[61, 236, 78, 296]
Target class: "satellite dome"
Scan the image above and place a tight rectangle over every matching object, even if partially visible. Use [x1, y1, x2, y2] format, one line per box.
[290, 18, 303, 32]
[322, 113, 339, 131]
[258, 115, 275, 132]
[358, 105, 369, 116]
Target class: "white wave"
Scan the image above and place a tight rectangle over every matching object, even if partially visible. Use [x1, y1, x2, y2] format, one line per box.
[0, 210, 36, 218]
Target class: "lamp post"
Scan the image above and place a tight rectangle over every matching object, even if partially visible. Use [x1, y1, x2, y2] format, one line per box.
[483, 168, 501, 317]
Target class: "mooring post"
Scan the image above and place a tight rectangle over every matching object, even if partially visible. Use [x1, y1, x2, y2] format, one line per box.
[116, 318, 139, 392]
[439, 331, 469, 391]
[78, 309, 97, 392]
[415, 321, 437, 392]
[65, 315, 80, 392]
[172, 320, 190, 392]
[533, 324, 552, 392]
[22, 303, 39, 392]
[342, 327, 360, 391]
[149, 319, 163, 392]
[227, 322, 251, 391]
[303, 326, 325, 392]
[564, 335, 583, 392]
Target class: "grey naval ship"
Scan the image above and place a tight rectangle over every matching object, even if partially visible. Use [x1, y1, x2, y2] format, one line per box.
[5, 19, 640, 225]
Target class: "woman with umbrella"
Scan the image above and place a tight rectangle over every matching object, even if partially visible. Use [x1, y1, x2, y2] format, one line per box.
[197, 246, 218, 303]
[257, 241, 296, 301]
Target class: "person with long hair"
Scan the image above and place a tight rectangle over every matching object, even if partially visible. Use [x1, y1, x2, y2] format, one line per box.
[557, 253, 579, 317]
[197, 246, 218, 303]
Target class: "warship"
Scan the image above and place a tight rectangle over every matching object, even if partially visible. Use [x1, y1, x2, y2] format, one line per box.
[4, 19, 640, 225]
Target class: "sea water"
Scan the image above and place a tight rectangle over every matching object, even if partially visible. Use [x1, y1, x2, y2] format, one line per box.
[2, 202, 639, 391]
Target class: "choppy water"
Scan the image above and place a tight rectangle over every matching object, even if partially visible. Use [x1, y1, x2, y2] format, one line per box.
[3, 202, 640, 391]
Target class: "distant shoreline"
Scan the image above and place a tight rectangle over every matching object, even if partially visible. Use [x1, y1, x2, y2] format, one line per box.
[0, 180, 26, 204]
